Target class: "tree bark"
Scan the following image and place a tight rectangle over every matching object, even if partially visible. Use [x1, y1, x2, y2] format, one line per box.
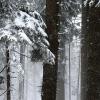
[81, 1, 100, 100]
[6, 44, 10, 100]
[42, 0, 60, 100]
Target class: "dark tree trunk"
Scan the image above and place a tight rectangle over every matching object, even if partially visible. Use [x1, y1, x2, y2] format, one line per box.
[0, 0, 11, 100]
[42, 0, 60, 100]
[6, 44, 10, 100]
[81, 1, 100, 100]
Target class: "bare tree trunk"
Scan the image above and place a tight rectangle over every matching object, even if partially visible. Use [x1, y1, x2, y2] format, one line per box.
[56, 34, 66, 100]
[6, 44, 10, 100]
[42, 0, 60, 100]
[81, 1, 100, 100]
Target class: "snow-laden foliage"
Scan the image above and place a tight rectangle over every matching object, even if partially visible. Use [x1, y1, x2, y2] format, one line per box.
[83, 0, 100, 7]
[0, 10, 55, 64]
[72, 14, 81, 30]
[61, 0, 80, 17]
[59, 0, 81, 42]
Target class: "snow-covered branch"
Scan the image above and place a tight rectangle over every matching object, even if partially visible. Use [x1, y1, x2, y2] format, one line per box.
[0, 10, 55, 64]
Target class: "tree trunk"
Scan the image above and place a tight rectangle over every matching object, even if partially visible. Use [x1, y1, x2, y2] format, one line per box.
[81, 1, 100, 100]
[42, 0, 60, 100]
[6, 44, 10, 100]
[56, 34, 66, 100]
